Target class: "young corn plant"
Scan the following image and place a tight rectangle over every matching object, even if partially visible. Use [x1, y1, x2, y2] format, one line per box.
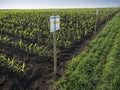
[21, 62, 25, 73]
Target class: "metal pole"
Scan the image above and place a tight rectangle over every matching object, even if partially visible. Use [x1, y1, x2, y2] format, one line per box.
[106, 8, 108, 22]
[95, 9, 98, 35]
[53, 15, 57, 75]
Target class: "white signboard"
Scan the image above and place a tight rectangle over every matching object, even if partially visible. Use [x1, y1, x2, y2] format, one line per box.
[96, 9, 98, 15]
[50, 15, 60, 32]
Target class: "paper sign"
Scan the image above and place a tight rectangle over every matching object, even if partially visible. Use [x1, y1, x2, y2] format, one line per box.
[50, 16, 60, 32]
[96, 9, 98, 15]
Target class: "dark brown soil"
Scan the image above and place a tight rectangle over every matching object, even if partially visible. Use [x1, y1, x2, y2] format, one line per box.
[0, 11, 119, 90]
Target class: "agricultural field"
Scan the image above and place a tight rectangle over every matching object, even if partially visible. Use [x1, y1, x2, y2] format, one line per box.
[0, 8, 120, 90]
[56, 11, 120, 90]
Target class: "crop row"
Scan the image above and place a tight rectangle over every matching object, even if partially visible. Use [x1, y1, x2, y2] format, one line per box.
[0, 53, 25, 74]
[0, 34, 52, 58]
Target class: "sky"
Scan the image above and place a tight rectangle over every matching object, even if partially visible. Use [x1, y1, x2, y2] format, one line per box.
[0, 0, 120, 9]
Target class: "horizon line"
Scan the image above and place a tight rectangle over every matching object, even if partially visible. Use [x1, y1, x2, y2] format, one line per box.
[0, 7, 119, 10]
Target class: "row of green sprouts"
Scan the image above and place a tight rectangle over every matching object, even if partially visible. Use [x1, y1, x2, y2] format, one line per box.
[0, 54, 25, 74]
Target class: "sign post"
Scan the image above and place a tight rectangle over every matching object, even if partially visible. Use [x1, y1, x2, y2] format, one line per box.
[95, 9, 98, 34]
[106, 8, 108, 22]
[50, 15, 60, 75]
